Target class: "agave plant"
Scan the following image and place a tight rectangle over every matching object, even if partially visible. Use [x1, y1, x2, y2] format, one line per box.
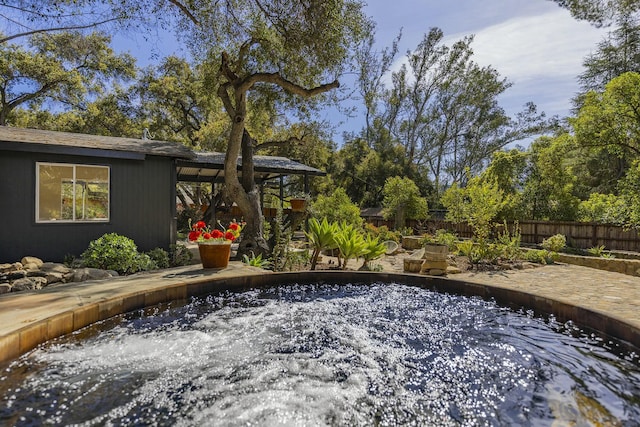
[360, 234, 387, 270]
[305, 217, 338, 270]
[333, 222, 368, 270]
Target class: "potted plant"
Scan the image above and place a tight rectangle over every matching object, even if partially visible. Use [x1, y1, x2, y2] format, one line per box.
[188, 220, 243, 268]
[289, 193, 309, 212]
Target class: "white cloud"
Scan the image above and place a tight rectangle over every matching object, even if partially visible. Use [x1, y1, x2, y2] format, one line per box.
[466, 8, 607, 84]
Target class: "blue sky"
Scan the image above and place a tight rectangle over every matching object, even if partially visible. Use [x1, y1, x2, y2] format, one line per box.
[115, 0, 607, 145]
[333, 0, 607, 140]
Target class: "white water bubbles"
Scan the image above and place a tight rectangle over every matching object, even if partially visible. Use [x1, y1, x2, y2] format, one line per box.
[1, 283, 639, 426]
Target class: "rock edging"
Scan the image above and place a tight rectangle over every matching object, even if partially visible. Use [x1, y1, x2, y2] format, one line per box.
[0, 256, 118, 294]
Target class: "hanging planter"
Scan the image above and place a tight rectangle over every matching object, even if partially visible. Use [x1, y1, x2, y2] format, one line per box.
[198, 242, 232, 269]
[289, 198, 307, 212]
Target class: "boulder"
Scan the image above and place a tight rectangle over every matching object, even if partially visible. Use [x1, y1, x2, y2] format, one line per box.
[0, 283, 11, 294]
[40, 263, 73, 274]
[7, 271, 27, 281]
[0, 263, 15, 273]
[11, 277, 47, 291]
[72, 268, 116, 282]
[20, 257, 43, 269]
[26, 270, 48, 278]
[424, 268, 446, 276]
[45, 272, 66, 285]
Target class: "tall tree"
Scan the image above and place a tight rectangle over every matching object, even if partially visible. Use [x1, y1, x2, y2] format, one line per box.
[576, 13, 640, 104]
[176, 0, 368, 256]
[550, 0, 640, 27]
[0, 31, 135, 125]
[380, 28, 549, 193]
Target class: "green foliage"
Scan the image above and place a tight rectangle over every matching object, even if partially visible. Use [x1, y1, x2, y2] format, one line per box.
[495, 222, 522, 261]
[169, 244, 193, 267]
[81, 233, 145, 274]
[521, 135, 581, 221]
[523, 249, 556, 265]
[269, 205, 289, 272]
[242, 252, 272, 269]
[381, 176, 429, 229]
[360, 234, 386, 270]
[578, 193, 629, 225]
[146, 248, 170, 269]
[333, 222, 368, 269]
[306, 217, 339, 270]
[456, 240, 475, 258]
[311, 188, 362, 227]
[586, 245, 615, 258]
[363, 223, 401, 243]
[541, 234, 567, 252]
[434, 229, 459, 251]
[442, 178, 504, 241]
[0, 31, 136, 126]
[573, 72, 640, 159]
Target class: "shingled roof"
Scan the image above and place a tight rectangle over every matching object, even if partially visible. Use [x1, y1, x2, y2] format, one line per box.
[0, 126, 195, 160]
[177, 151, 326, 183]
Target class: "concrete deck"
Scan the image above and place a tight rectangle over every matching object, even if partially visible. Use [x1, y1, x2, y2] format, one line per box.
[1, 262, 639, 364]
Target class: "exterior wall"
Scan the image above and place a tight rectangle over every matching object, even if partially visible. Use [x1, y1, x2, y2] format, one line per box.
[0, 150, 176, 263]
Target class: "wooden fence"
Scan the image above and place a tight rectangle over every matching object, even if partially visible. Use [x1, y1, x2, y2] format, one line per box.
[364, 218, 640, 252]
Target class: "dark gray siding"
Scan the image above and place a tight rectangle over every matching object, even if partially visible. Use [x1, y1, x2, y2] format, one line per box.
[0, 150, 176, 263]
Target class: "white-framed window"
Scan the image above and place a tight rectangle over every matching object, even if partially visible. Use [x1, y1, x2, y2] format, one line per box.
[36, 162, 110, 223]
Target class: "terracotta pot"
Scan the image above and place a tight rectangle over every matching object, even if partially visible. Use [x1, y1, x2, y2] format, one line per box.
[198, 242, 231, 269]
[290, 198, 306, 212]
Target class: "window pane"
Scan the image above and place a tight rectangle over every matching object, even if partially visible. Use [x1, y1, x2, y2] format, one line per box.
[37, 163, 109, 222]
[38, 164, 73, 221]
[75, 166, 109, 220]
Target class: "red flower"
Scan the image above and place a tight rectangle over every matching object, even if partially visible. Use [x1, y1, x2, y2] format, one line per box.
[211, 229, 224, 239]
[203, 232, 212, 240]
[188, 231, 199, 241]
[229, 223, 239, 231]
[195, 221, 207, 230]
[224, 231, 236, 241]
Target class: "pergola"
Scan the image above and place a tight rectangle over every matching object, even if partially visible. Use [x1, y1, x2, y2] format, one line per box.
[176, 151, 326, 209]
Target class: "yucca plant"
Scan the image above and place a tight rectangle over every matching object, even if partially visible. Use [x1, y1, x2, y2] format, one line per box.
[360, 234, 387, 270]
[305, 217, 338, 270]
[333, 222, 368, 270]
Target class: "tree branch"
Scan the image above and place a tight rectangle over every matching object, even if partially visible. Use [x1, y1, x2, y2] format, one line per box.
[167, 0, 199, 25]
[256, 135, 304, 152]
[0, 18, 121, 43]
[217, 82, 235, 118]
[239, 72, 340, 97]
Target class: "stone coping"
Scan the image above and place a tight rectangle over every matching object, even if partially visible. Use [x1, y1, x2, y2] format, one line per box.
[1, 263, 639, 365]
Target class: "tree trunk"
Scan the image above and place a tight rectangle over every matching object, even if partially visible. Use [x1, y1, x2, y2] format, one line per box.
[237, 130, 269, 257]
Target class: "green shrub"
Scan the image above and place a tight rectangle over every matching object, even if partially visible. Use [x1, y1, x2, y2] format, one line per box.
[146, 247, 170, 269]
[333, 222, 368, 269]
[541, 234, 566, 252]
[496, 222, 522, 261]
[364, 223, 401, 243]
[434, 229, 458, 251]
[81, 233, 142, 274]
[136, 253, 157, 271]
[456, 240, 474, 258]
[360, 234, 387, 270]
[169, 243, 193, 267]
[523, 249, 556, 264]
[242, 252, 272, 269]
[311, 188, 361, 227]
[587, 245, 614, 258]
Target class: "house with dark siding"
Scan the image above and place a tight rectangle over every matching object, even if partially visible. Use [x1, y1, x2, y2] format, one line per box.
[0, 127, 195, 263]
[0, 127, 326, 264]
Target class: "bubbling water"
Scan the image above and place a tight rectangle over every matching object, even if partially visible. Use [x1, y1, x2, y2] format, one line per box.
[1, 283, 639, 426]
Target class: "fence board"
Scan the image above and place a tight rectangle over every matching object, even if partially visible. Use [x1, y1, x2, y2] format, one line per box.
[360, 218, 640, 252]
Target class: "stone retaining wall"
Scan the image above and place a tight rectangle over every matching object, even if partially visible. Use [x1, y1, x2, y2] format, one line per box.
[0, 257, 118, 294]
[556, 253, 640, 277]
